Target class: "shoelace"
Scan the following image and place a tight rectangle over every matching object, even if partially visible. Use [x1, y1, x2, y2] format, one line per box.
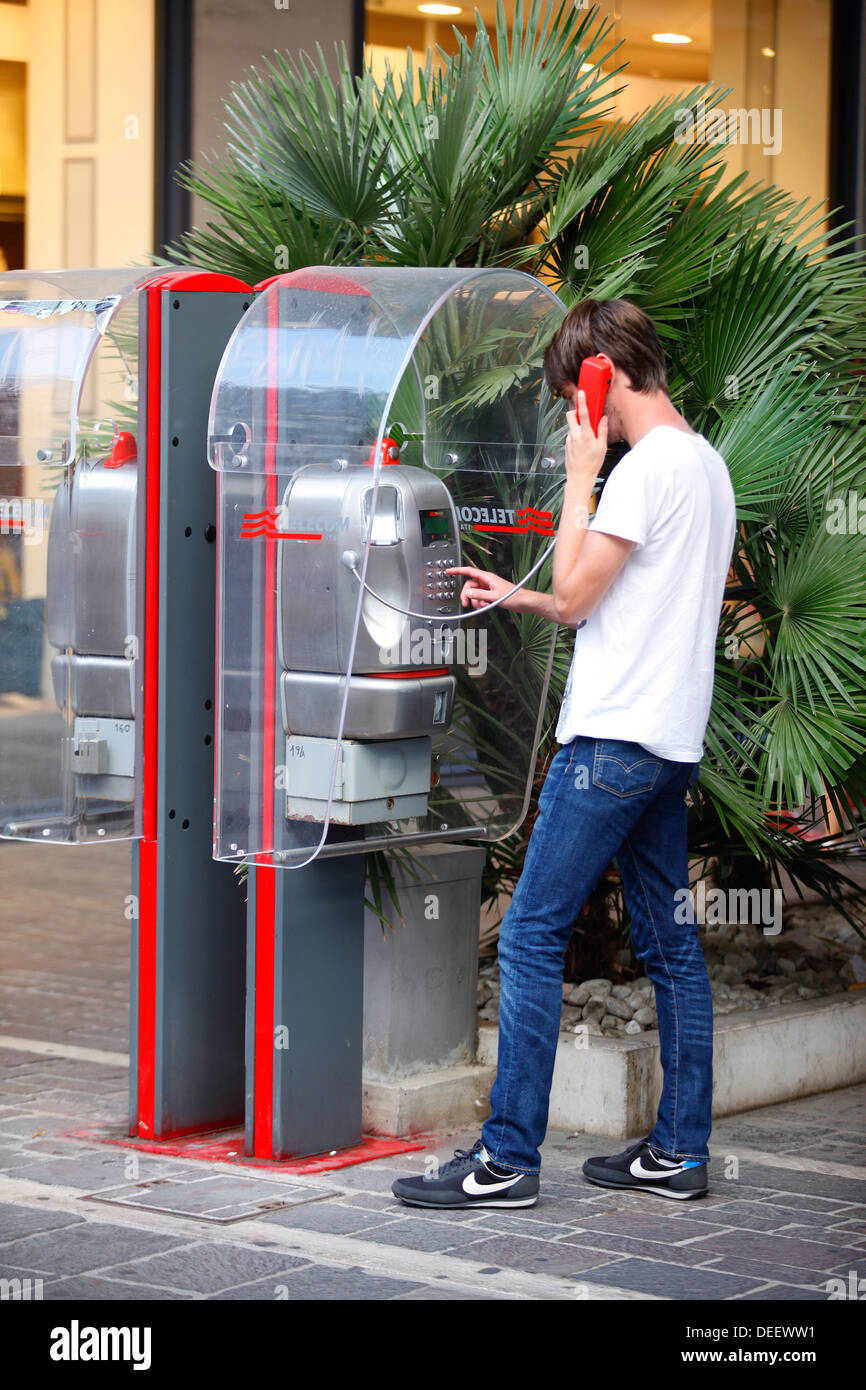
[431, 1139, 486, 1179]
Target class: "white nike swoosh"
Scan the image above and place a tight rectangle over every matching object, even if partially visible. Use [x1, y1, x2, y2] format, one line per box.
[462, 1169, 524, 1196]
[629, 1156, 683, 1179]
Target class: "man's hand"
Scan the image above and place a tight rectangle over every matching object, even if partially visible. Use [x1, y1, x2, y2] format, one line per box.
[448, 566, 519, 612]
[566, 388, 608, 487]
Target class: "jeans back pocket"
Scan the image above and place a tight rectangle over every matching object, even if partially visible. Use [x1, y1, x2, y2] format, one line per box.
[591, 740, 664, 798]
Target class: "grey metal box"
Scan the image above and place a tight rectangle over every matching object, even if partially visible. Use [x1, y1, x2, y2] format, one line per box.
[284, 733, 432, 825]
[363, 843, 487, 1078]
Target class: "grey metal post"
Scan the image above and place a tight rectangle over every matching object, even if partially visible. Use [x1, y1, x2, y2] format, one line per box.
[129, 284, 250, 1139]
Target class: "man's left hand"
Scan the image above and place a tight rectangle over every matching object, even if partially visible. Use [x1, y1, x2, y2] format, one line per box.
[565, 389, 608, 487]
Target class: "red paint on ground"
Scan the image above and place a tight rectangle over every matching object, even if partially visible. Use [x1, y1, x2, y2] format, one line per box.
[68, 1126, 428, 1174]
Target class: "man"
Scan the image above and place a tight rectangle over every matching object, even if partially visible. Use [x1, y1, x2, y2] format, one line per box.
[391, 298, 736, 1209]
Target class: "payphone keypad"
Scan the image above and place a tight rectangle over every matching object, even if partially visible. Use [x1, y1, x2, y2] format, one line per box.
[424, 554, 458, 612]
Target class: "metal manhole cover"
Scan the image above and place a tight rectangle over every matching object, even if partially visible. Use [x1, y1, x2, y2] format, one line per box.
[81, 1174, 341, 1223]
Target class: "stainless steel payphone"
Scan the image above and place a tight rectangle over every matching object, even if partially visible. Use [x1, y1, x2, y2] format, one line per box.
[46, 444, 138, 807]
[276, 458, 461, 823]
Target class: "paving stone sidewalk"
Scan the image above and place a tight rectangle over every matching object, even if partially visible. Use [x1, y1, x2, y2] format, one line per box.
[1, 840, 865, 1301]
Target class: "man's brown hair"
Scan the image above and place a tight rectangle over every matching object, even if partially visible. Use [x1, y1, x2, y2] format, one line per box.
[543, 298, 668, 396]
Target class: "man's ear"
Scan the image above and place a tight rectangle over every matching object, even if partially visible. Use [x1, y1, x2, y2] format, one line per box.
[596, 352, 616, 386]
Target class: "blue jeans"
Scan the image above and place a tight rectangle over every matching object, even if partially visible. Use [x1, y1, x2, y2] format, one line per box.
[481, 736, 713, 1173]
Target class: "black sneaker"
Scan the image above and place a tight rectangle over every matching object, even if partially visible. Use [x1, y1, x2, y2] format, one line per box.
[582, 1137, 708, 1200]
[391, 1139, 539, 1209]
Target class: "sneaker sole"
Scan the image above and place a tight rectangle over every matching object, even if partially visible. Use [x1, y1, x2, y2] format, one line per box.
[392, 1194, 539, 1209]
[582, 1172, 706, 1200]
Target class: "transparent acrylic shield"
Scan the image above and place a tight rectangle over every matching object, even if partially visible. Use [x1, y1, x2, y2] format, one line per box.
[209, 266, 567, 868]
[0, 269, 152, 842]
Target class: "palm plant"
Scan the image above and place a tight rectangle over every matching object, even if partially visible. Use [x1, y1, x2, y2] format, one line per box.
[165, 0, 866, 938]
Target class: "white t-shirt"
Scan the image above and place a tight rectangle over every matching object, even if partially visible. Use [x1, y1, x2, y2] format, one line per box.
[555, 424, 737, 763]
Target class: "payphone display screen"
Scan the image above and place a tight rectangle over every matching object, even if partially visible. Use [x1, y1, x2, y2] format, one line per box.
[419, 508, 452, 546]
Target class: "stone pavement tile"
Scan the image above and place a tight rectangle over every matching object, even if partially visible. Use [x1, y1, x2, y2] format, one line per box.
[794, 1145, 866, 1166]
[44, 1276, 194, 1301]
[320, 1164, 420, 1195]
[105, 1243, 311, 1294]
[518, 1195, 614, 1225]
[778, 1223, 866, 1248]
[759, 1192, 860, 1214]
[99, 1173, 316, 1218]
[0, 1145, 29, 1169]
[351, 1215, 502, 1253]
[673, 1200, 836, 1233]
[575, 1186, 764, 1214]
[441, 1233, 620, 1276]
[686, 1229, 865, 1271]
[4, 1155, 163, 1191]
[568, 1210, 729, 1243]
[756, 1090, 865, 1128]
[827, 1254, 866, 1277]
[829, 1220, 866, 1237]
[710, 1124, 831, 1151]
[730, 1164, 866, 1205]
[0, 1223, 186, 1276]
[737, 1284, 827, 1301]
[535, 1179, 611, 1200]
[391, 1201, 490, 1221]
[262, 1203, 407, 1236]
[707, 1256, 835, 1289]
[569, 1257, 763, 1300]
[4, 1138, 101, 1158]
[0, 1202, 84, 1242]
[560, 1231, 728, 1266]
[14, 1093, 110, 1117]
[750, 1200, 861, 1228]
[466, 1213, 579, 1241]
[0, 1114, 69, 1139]
[705, 1185, 789, 1203]
[207, 1265, 425, 1300]
[0, 1050, 57, 1068]
[340, 1191, 405, 1212]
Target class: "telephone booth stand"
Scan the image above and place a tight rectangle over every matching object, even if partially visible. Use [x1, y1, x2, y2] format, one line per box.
[208, 266, 568, 1158]
[0, 266, 252, 1142]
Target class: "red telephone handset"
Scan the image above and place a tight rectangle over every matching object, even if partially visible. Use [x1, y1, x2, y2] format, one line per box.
[576, 354, 612, 436]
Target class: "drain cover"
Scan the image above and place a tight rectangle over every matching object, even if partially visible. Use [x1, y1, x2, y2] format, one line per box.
[82, 1174, 341, 1223]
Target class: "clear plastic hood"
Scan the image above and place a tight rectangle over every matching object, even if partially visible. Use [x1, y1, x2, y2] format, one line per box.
[208, 266, 566, 477]
[0, 268, 154, 470]
[0, 266, 154, 844]
[208, 266, 569, 868]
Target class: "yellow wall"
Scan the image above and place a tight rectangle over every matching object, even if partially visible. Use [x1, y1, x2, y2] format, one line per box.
[24, 0, 155, 268]
[0, 0, 27, 62]
[712, 0, 830, 210]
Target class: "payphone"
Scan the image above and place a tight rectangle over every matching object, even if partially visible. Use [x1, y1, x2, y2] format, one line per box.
[275, 455, 462, 823]
[45, 436, 138, 810]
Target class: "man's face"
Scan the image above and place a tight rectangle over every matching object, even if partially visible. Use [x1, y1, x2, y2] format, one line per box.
[559, 374, 625, 445]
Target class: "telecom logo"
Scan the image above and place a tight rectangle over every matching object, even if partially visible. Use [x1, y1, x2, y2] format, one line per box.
[457, 504, 555, 536]
[240, 508, 349, 540]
